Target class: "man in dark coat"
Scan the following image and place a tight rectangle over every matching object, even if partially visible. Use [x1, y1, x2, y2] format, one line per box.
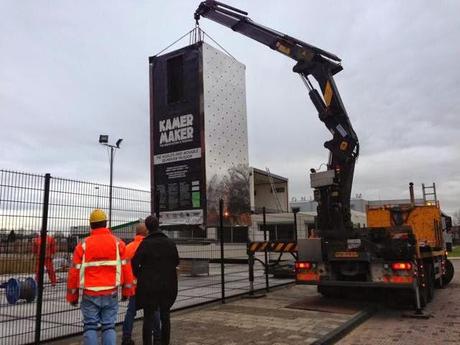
[132, 215, 179, 345]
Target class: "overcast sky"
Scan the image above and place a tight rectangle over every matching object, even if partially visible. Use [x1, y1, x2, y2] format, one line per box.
[1, 1, 459, 214]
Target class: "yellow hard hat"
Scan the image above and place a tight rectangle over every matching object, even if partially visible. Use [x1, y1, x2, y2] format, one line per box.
[89, 209, 107, 223]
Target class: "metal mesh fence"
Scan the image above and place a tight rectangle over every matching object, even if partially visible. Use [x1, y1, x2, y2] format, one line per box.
[0, 170, 298, 344]
[0, 171, 45, 344]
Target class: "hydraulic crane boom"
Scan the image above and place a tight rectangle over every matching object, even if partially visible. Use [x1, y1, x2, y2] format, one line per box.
[195, 0, 359, 240]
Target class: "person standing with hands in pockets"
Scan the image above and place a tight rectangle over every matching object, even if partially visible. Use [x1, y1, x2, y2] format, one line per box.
[122, 221, 161, 345]
[132, 215, 179, 345]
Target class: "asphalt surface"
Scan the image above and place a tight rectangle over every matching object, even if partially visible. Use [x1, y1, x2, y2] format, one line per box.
[0, 263, 290, 344]
[338, 259, 460, 345]
[47, 260, 460, 345]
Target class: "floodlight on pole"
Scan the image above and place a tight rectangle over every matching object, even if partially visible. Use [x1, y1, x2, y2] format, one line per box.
[98, 135, 123, 228]
[99, 135, 109, 144]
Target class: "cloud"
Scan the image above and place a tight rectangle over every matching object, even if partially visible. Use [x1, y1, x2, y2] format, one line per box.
[1, 0, 459, 215]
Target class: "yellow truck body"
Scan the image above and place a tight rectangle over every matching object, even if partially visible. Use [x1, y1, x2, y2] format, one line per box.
[367, 204, 444, 251]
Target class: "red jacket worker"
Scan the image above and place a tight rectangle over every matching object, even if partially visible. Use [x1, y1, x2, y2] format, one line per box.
[32, 234, 57, 286]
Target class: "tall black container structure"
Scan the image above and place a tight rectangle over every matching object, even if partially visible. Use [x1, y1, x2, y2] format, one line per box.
[149, 42, 251, 231]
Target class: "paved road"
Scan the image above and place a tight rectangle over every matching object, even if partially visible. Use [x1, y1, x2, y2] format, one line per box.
[48, 260, 460, 345]
[0, 264, 290, 344]
[338, 259, 460, 345]
[50, 284, 358, 345]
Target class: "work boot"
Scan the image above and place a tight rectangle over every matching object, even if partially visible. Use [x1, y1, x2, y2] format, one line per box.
[121, 337, 135, 345]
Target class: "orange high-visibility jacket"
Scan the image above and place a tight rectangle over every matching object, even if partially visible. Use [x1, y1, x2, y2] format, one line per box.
[66, 228, 134, 303]
[32, 235, 56, 258]
[125, 234, 145, 291]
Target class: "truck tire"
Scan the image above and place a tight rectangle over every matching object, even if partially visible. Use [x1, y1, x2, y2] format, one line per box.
[442, 259, 454, 286]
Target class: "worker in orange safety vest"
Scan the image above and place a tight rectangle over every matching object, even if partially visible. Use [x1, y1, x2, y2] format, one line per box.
[32, 233, 57, 286]
[66, 209, 134, 345]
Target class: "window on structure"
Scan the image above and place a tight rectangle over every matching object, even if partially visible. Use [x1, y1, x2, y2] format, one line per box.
[217, 227, 232, 243]
[167, 55, 184, 103]
[276, 224, 294, 241]
[270, 187, 285, 193]
[261, 224, 294, 241]
[192, 227, 207, 239]
[217, 226, 248, 243]
[232, 227, 249, 243]
[262, 224, 276, 240]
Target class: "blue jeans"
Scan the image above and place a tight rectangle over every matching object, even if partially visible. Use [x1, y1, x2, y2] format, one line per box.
[81, 293, 118, 345]
[122, 296, 161, 340]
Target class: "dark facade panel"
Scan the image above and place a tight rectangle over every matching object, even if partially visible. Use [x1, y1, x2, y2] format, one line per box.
[150, 43, 204, 225]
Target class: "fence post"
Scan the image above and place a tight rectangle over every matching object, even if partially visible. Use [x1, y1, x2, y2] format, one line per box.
[248, 252, 255, 296]
[292, 207, 299, 242]
[35, 173, 51, 344]
[219, 199, 225, 304]
[263, 207, 269, 292]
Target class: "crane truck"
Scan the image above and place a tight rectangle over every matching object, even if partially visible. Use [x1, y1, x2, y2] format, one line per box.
[194, 0, 454, 309]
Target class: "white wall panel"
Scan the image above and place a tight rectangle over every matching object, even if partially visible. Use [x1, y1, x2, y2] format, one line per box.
[202, 43, 251, 226]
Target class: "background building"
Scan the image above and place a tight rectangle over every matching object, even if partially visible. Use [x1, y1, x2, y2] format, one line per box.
[289, 198, 368, 228]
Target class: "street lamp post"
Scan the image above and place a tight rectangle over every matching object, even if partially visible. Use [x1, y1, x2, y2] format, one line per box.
[99, 135, 123, 228]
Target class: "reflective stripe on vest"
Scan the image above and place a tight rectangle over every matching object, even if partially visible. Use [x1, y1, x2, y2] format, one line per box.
[79, 238, 122, 292]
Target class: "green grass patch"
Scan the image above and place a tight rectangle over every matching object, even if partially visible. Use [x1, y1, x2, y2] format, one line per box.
[449, 246, 460, 257]
[0, 255, 36, 274]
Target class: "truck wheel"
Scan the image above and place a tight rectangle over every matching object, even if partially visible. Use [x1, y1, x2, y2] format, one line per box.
[442, 259, 454, 286]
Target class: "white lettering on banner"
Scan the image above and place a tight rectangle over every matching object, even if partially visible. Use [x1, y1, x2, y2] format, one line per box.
[154, 147, 201, 165]
[159, 114, 194, 146]
[165, 165, 188, 179]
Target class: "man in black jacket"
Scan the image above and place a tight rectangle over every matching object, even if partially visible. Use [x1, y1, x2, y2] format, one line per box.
[132, 215, 179, 345]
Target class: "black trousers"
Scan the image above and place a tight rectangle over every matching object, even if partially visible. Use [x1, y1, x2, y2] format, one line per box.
[143, 305, 170, 345]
